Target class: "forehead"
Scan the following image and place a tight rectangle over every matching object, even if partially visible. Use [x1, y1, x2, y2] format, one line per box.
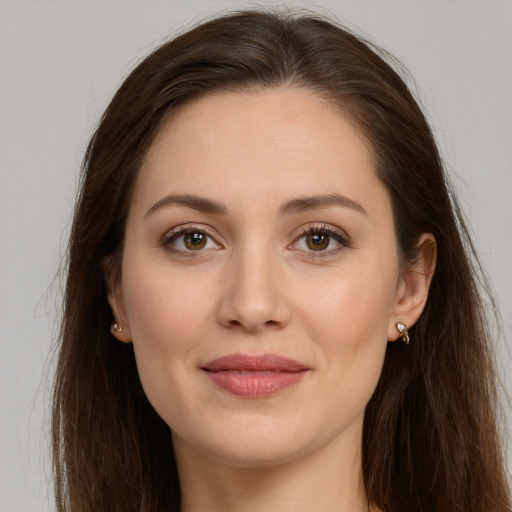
[132, 87, 388, 219]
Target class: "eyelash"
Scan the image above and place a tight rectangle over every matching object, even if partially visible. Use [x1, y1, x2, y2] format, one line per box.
[162, 224, 351, 257]
[291, 224, 351, 258]
[162, 225, 219, 256]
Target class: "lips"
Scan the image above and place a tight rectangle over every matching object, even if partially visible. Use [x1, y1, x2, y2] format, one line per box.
[202, 354, 309, 397]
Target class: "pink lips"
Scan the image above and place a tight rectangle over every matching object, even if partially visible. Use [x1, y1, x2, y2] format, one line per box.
[202, 354, 309, 397]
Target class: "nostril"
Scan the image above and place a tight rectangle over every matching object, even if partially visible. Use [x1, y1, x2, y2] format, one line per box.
[217, 288, 291, 331]
[226, 317, 281, 332]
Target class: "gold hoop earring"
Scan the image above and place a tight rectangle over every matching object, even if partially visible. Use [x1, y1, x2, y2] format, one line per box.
[395, 322, 409, 344]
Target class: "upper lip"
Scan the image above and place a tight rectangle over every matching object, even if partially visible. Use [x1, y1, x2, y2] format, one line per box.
[202, 354, 309, 372]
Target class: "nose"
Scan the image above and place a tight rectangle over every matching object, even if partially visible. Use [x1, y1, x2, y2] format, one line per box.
[216, 244, 290, 332]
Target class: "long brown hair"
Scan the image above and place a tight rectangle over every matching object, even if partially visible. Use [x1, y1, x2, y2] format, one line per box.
[52, 9, 511, 512]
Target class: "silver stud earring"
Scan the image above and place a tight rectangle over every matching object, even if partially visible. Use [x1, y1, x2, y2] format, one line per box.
[396, 322, 410, 344]
[111, 321, 123, 333]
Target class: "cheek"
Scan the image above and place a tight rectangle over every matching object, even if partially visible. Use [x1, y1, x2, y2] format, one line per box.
[297, 261, 397, 402]
[121, 263, 215, 400]
[124, 258, 213, 342]
[299, 265, 397, 352]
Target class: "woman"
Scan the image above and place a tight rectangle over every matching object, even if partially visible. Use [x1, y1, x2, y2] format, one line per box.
[52, 9, 511, 512]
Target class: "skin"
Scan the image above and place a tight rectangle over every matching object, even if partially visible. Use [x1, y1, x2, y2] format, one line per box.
[107, 88, 435, 512]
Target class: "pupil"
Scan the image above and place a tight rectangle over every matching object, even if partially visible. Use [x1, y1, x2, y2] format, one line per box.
[185, 232, 206, 250]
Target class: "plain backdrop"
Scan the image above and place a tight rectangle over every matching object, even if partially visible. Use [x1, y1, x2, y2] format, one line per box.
[1, 1, 511, 510]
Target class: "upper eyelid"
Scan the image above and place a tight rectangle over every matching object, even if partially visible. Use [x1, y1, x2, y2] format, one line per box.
[164, 223, 220, 240]
[294, 223, 349, 241]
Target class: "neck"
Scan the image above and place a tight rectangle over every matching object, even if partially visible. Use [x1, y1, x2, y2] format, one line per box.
[174, 421, 376, 512]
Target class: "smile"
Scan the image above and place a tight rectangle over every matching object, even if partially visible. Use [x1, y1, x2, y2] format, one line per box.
[201, 354, 310, 397]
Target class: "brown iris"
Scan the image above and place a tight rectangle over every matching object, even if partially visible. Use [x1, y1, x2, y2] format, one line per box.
[184, 232, 207, 250]
[306, 233, 329, 250]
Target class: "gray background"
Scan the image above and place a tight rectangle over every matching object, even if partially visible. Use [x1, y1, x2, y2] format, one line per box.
[1, 1, 510, 510]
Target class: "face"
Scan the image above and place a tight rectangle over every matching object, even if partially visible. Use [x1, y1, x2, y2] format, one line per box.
[109, 88, 423, 469]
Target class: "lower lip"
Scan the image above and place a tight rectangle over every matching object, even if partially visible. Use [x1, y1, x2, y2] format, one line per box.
[203, 370, 308, 397]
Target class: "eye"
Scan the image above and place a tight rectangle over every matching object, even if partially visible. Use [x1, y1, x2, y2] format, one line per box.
[291, 225, 350, 255]
[163, 226, 221, 254]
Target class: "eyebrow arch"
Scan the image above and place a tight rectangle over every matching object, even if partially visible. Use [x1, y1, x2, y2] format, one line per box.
[145, 194, 228, 219]
[280, 193, 368, 216]
[145, 192, 367, 219]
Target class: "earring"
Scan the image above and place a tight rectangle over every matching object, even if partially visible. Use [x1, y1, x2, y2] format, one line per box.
[395, 322, 410, 344]
[111, 321, 123, 333]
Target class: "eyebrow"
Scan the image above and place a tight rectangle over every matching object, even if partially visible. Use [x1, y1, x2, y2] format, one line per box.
[145, 194, 228, 218]
[280, 193, 368, 216]
[145, 192, 368, 219]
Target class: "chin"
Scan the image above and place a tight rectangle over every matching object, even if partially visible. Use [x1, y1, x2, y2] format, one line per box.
[207, 438, 312, 469]
[172, 409, 343, 470]
[171, 412, 310, 466]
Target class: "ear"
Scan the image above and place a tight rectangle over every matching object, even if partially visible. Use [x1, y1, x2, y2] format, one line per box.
[388, 233, 437, 341]
[102, 256, 132, 343]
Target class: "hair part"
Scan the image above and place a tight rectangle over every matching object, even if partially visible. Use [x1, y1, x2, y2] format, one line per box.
[53, 9, 511, 512]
